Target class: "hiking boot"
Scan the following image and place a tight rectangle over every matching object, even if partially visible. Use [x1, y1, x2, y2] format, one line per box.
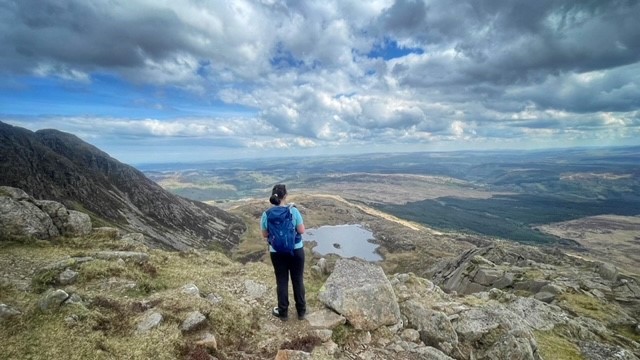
[297, 312, 306, 321]
[272, 307, 288, 321]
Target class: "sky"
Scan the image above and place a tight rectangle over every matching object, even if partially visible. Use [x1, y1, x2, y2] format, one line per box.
[1, 0, 639, 164]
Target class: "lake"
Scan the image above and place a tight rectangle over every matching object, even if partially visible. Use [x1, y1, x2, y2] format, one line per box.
[303, 224, 382, 261]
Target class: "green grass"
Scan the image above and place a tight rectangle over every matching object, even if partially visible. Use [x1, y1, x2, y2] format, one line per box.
[534, 328, 584, 360]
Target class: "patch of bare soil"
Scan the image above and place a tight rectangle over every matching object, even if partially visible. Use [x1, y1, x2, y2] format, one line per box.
[536, 215, 640, 275]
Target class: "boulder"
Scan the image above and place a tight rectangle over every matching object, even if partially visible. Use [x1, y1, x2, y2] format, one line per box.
[411, 346, 455, 360]
[0, 192, 59, 240]
[596, 263, 618, 282]
[93, 251, 149, 263]
[181, 283, 200, 296]
[533, 292, 555, 303]
[136, 311, 163, 334]
[401, 299, 458, 352]
[318, 259, 401, 330]
[64, 210, 92, 236]
[38, 289, 70, 311]
[35, 200, 69, 231]
[180, 311, 207, 332]
[306, 308, 346, 330]
[58, 269, 79, 285]
[0, 304, 21, 321]
[194, 332, 217, 350]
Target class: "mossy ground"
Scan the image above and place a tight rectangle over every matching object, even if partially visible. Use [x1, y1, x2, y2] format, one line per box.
[534, 328, 584, 360]
[0, 234, 324, 360]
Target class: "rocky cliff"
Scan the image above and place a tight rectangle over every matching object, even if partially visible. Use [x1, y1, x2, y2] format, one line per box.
[0, 121, 245, 250]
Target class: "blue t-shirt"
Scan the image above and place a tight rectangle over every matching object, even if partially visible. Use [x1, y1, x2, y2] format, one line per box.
[261, 205, 304, 252]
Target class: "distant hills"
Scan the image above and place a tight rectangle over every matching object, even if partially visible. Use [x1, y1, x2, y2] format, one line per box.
[0, 121, 245, 250]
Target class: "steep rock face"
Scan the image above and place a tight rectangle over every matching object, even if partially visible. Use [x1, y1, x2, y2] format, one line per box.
[0, 122, 245, 250]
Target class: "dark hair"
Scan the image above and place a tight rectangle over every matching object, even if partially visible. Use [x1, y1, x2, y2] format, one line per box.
[269, 184, 287, 205]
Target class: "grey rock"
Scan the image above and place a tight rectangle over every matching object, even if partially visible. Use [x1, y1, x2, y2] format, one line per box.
[482, 332, 537, 360]
[474, 268, 504, 286]
[311, 329, 333, 342]
[493, 272, 515, 289]
[180, 311, 207, 332]
[206, 293, 223, 304]
[181, 283, 200, 296]
[400, 328, 421, 343]
[35, 200, 69, 232]
[58, 269, 79, 285]
[317, 258, 328, 274]
[121, 232, 145, 243]
[64, 210, 92, 236]
[0, 303, 21, 321]
[503, 297, 569, 331]
[0, 186, 30, 200]
[194, 332, 217, 350]
[136, 311, 163, 334]
[64, 293, 83, 305]
[533, 291, 555, 303]
[275, 349, 311, 360]
[596, 262, 618, 282]
[579, 341, 639, 360]
[38, 289, 70, 311]
[318, 259, 401, 330]
[411, 346, 455, 360]
[635, 323, 640, 335]
[93, 251, 149, 263]
[244, 279, 267, 299]
[514, 280, 549, 294]
[306, 308, 346, 330]
[0, 192, 59, 240]
[401, 299, 458, 349]
[64, 314, 79, 327]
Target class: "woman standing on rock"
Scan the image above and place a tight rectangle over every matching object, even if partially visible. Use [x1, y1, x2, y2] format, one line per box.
[261, 184, 306, 321]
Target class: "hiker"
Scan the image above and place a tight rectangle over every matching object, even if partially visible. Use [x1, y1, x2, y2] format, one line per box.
[261, 184, 306, 321]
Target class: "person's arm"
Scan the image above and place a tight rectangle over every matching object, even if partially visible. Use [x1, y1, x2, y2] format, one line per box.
[260, 212, 269, 242]
[292, 208, 305, 234]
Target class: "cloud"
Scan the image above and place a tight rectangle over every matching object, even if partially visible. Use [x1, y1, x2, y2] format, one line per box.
[1, 0, 639, 163]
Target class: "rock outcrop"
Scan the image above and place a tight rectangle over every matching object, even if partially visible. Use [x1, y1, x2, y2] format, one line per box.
[318, 259, 401, 330]
[0, 186, 91, 240]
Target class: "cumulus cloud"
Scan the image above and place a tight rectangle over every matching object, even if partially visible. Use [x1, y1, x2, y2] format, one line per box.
[1, 0, 639, 162]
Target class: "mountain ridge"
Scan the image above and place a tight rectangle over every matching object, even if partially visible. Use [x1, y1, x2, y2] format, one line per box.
[0, 121, 245, 250]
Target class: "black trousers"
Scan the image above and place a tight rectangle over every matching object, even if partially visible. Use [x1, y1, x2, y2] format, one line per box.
[270, 248, 306, 316]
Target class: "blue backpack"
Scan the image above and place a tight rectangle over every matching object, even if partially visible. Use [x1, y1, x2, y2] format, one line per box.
[266, 206, 296, 254]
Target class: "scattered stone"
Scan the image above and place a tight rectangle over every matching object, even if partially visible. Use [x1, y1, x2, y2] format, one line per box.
[275, 349, 311, 360]
[318, 259, 401, 330]
[58, 269, 79, 285]
[539, 284, 563, 295]
[64, 314, 79, 327]
[401, 299, 458, 351]
[182, 283, 200, 296]
[306, 308, 346, 330]
[244, 279, 267, 299]
[181, 311, 207, 332]
[93, 251, 149, 263]
[194, 332, 218, 350]
[474, 268, 504, 286]
[534, 291, 555, 303]
[0, 303, 21, 321]
[38, 289, 70, 311]
[311, 265, 322, 275]
[311, 329, 333, 342]
[136, 311, 163, 334]
[64, 293, 83, 306]
[206, 293, 222, 304]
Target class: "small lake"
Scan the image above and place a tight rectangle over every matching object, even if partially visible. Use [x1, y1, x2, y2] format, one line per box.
[303, 224, 382, 261]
